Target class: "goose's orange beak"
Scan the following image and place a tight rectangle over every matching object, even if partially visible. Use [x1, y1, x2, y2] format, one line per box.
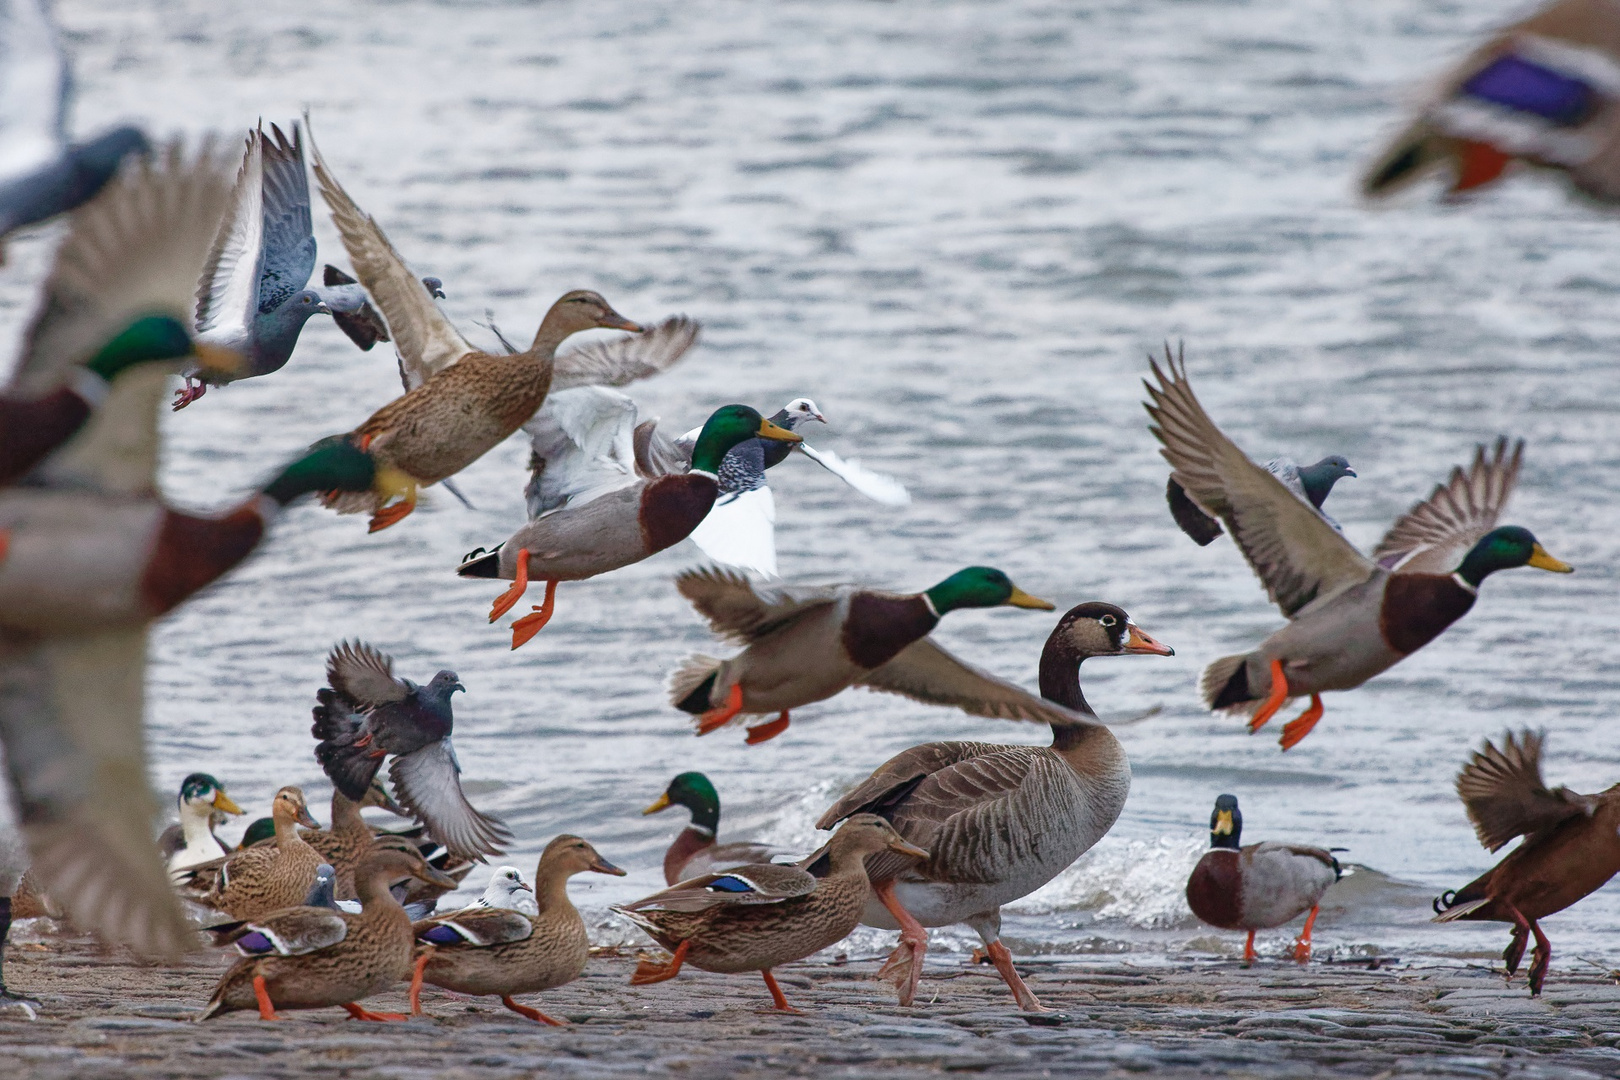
[1125, 623, 1174, 656]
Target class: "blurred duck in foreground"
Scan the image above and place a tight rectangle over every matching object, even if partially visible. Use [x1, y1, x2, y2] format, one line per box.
[643, 772, 778, 886]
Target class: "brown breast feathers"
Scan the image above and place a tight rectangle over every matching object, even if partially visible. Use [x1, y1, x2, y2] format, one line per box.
[1379, 573, 1477, 656]
[639, 474, 718, 554]
[840, 593, 939, 670]
[1185, 849, 1243, 929]
[139, 506, 266, 616]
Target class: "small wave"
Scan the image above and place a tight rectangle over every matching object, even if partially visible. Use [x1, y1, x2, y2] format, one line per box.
[1009, 834, 1205, 927]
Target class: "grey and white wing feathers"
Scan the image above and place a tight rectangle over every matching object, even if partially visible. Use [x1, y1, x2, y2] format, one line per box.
[521, 386, 640, 517]
[857, 637, 1098, 729]
[797, 443, 910, 506]
[389, 738, 512, 862]
[194, 126, 264, 340]
[549, 315, 698, 390]
[1373, 437, 1523, 575]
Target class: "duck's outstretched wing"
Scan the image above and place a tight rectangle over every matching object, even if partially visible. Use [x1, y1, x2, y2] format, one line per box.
[619, 863, 816, 914]
[796, 443, 910, 506]
[856, 637, 1097, 729]
[305, 113, 470, 387]
[632, 417, 693, 478]
[1455, 728, 1595, 852]
[674, 566, 841, 644]
[521, 386, 640, 517]
[550, 315, 699, 390]
[1143, 347, 1375, 618]
[1373, 438, 1523, 575]
[389, 739, 512, 862]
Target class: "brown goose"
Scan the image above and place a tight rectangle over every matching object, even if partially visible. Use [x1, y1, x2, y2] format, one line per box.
[408, 835, 625, 1024]
[813, 603, 1173, 1010]
[203, 788, 323, 920]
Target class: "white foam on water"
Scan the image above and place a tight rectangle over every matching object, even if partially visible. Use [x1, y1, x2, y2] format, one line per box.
[1010, 835, 1205, 928]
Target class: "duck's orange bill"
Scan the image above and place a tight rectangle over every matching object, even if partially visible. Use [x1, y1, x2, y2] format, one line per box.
[1527, 544, 1573, 573]
[1125, 623, 1175, 656]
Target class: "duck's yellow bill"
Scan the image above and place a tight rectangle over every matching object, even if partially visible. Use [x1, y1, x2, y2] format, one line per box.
[1125, 623, 1175, 656]
[1005, 586, 1055, 610]
[1213, 809, 1235, 836]
[641, 793, 672, 816]
[1527, 544, 1573, 573]
[756, 418, 802, 443]
[211, 790, 244, 815]
[193, 342, 246, 376]
[887, 838, 930, 860]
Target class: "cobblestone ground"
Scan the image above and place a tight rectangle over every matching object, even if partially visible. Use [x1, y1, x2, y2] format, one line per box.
[2, 933, 1619, 1078]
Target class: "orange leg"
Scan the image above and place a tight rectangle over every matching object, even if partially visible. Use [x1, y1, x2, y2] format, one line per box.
[1279, 694, 1324, 751]
[1247, 659, 1289, 733]
[744, 711, 791, 745]
[367, 486, 417, 533]
[630, 940, 690, 985]
[252, 974, 281, 1021]
[758, 969, 802, 1014]
[409, 950, 432, 1016]
[502, 995, 568, 1026]
[984, 940, 1047, 1013]
[1242, 929, 1257, 966]
[510, 579, 559, 649]
[342, 1002, 409, 1022]
[0, 529, 10, 565]
[488, 549, 531, 621]
[695, 684, 744, 736]
[1452, 140, 1512, 193]
[1292, 905, 1319, 963]
[874, 880, 929, 1007]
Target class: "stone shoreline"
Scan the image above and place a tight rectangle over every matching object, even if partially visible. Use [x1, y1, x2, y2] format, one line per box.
[2, 930, 1619, 1078]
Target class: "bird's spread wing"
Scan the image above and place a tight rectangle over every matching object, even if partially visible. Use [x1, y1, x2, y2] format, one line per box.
[686, 486, 777, 577]
[326, 641, 409, 707]
[1373, 438, 1524, 575]
[253, 122, 316, 315]
[305, 115, 470, 385]
[857, 637, 1098, 729]
[237, 909, 349, 955]
[796, 443, 911, 506]
[0, 0, 65, 184]
[620, 864, 816, 914]
[389, 739, 512, 862]
[194, 127, 265, 337]
[521, 386, 640, 517]
[632, 418, 693, 478]
[816, 743, 996, 831]
[674, 566, 841, 644]
[1143, 349, 1375, 617]
[549, 315, 699, 390]
[414, 907, 532, 947]
[1455, 729, 1595, 852]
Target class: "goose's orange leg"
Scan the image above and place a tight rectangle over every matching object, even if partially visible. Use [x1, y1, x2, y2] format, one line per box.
[409, 950, 432, 1016]
[984, 940, 1048, 1012]
[759, 969, 802, 1014]
[875, 880, 929, 1007]
[1248, 659, 1289, 733]
[488, 549, 531, 621]
[1292, 905, 1319, 963]
[252, 974, 281, 1021]
[367, 486, 417, 533]
[1242, 929, 1256, 966]
[502, 995, 568, 1025]
[1280, 695, 1325, 751]
[745, 711, 791, 745]
[342, 1002, 409, 1021]
[630, 940, 690, 985]
[695, 684, 744, 735]
[510, 579, 558, 649]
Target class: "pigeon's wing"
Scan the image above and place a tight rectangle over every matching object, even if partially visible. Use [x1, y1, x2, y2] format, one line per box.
[521, 386, 641, 517]
[389, 739, 512, 862]
[1455, 729, 1595, 852]
[325, 641, 410, 708]
[795, 443, 911, 506]
[321, 264, 392, 350]
[0, 0, 65, 184]
[13, 141, 232, 495]
[252, 122, 316, 315]
[619, 864, 816, 914]
[632, 417, 693, 478]
[414, 907, 532, 947]
[1373, 438, 1524, 575]
[686, 487, 778, 577]
[1143, 349, 1376, 618]
[305, 115, 470, 387]
[673, 566, 843, 644]
[857, 637, 1098, 729]
[549, 315, 699, 390]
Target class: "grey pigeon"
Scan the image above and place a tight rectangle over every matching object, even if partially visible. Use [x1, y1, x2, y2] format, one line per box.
[1168, 455, 1355, 547]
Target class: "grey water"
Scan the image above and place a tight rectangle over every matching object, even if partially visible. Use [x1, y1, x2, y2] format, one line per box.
[5, 0, 1619, 970]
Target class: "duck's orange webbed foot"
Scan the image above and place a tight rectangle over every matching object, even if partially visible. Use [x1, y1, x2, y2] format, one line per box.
[1291, 905, 1319, 963]
[367, 490, 417, 533]
[1242, 929, 1257, 967]
[1248, 659, 1289, 733]
[629, 940, 690, 985]
[510, 579, 558, 649]
[1451, 140, 1512, 194]
[502, 995, 568, 1025]
[695, 684, 744, 736]
[744, 711, 790, 745]
[1279, 694, 1324, 751]
[409, 949, 432, 1016]
[758, 969, 803, 1014]
[488, 550, 531, 621]
[252, 974, 281, 1021]
[342, 1003, 409, 1021]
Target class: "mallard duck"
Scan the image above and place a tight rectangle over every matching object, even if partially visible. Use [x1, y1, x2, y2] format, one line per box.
[1168, 456, 1353, 547]
[160, 774, 245, 874]
[1362, 0, 1620, 202]
[664, 565, 1059, 746]
[300, 780, 407, 901]
[457, 405, 802, 648]
[812, 602, 1173, 1010]
[471, 867, 538, 915]
[201, 787, 323, 920]
[643, 772, 779, 886]
[174, 121, 385, 408]
[304, 117, 697, 532]
[408, 835, 624, 1023]
[616, 815, 927, 1012]
[1433, 730, 1620, 996]
[310, 641, 510, 861]
[199, 840, 458, 1021]
[1144, 350, 1572, 750]
[1185, 795, 1341, 965]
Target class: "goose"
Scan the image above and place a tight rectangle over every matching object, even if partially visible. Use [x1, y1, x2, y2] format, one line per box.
[160, 773, 244, 875]
[1144, 349, 1572, 750]
[812, 602, 1174, 1010]
[642, 772, 779, 885]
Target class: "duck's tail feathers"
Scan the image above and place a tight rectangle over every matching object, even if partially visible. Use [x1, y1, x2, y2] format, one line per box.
[195, 960, 251, 1021]
[667, 656, 722, 715]
[1431, 894, 1492, 923]
[1362, 122, 1448, 199]
[456, 546, 503, 579]
[311, 689, 383, 801]
[1201, 654, 1252, 712]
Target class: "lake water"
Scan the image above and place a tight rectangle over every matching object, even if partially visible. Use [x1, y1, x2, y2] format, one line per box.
[6, 0, 1619, 973]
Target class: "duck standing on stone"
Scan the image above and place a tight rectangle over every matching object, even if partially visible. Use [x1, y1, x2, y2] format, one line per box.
[1144, 350, 1572, 750]
[643, 772, 778, 885]
[1433, 730, 1620, 996]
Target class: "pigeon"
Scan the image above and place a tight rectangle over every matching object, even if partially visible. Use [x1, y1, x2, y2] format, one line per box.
[1167, 456, 1354, 547]
[470, 865, 538, 916]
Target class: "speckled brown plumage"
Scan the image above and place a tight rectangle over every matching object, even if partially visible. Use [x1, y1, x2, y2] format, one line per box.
[300, 787, 399, 902]
[204, 788, 322, 920]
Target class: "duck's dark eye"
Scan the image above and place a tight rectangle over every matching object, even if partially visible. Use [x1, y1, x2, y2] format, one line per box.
[1100, 614, 1117, 627]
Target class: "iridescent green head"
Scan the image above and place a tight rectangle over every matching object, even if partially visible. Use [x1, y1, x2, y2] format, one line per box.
[643, 771, 721, 833]
[923, 566, 1055, 616]
[178, 772, 242, 815]
[83, 314, 241, 382]
[238, 817, 275, 848]
[261, 435, 409, 508]
[688, 404, 802, 474]
[1455, 526, 1573, 587]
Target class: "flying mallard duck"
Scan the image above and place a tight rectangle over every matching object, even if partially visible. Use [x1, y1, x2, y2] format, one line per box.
[159, 773, 244, 875]
[408, 835, 624, 1024]
[1185, 795, 1342, 965]
[1433, 730, 1620, 996]
[812, 602, 1173, 1010]
[643, 772, 780, 886]
[665, 565, 1059, 745]
[458, 405, 801, 648]
[1144, 350, 1572, 750]
[616, 815, 927, 1013]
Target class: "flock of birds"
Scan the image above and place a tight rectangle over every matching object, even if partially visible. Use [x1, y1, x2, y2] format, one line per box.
[0, 0, 1617, 1028]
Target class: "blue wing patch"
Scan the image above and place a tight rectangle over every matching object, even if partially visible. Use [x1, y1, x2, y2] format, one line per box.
[705, 875, 754, 894]
[419, 924, 463, 945]
[235, 930, 275, 955]
[1462, 54, 1597, 126]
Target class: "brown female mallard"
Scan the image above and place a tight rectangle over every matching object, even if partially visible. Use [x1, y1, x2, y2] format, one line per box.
[201, 788, 323, 920]
[300, 781, 406, 901]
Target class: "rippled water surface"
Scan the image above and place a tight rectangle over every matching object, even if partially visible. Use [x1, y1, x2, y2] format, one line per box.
[7, 0, 1620, 967]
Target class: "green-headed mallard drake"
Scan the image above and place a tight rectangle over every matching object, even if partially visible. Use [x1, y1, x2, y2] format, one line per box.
[643, 772, 779, 886]
[813, 602, 1174, 1011]
[616, 814, 928, 1013]
[1144, 350, 1572, 750]
[408, 835, 624, 1024]
[664, 565, 1060, 746]
[1185, 795, 1341, 965]
[199, 839, 458, 1022]
[1362, 0, 1620, 202]
[1433, 730, 1620, 996]
[457, 405, 802, 648]
[201, 787, 323, 920]
[304, 117, 697, 532]
[160, 774, 245, 875]
[300, 781, 407, 901]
